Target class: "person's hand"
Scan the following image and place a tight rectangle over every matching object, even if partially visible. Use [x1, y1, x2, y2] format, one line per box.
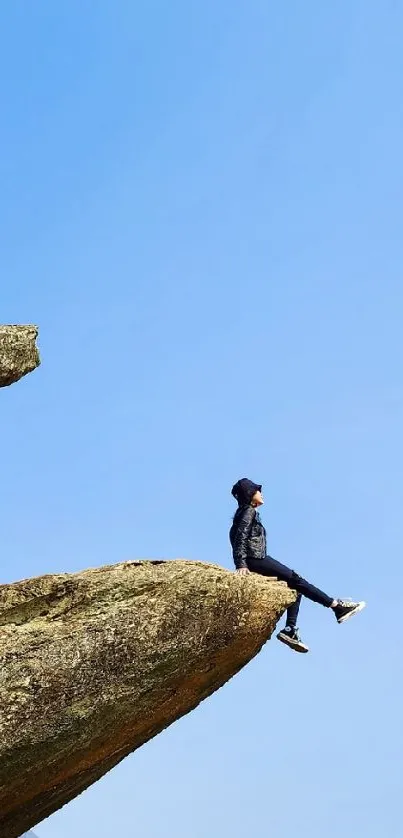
[236, 567, 250, 576]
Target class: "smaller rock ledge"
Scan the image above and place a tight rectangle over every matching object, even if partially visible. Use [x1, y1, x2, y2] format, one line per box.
[0, 325, 40, 388]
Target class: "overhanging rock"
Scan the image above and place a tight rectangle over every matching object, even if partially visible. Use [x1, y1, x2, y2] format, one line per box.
[0, 559, 294, 837]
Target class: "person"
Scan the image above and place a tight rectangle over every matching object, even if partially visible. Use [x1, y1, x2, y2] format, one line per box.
[229, 477, 366, 653]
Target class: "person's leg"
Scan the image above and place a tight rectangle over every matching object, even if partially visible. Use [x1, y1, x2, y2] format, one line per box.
[247, 558, 310, 652]
[267, 561, 366, 623]
[276, 593, 309, 652]
[247, 556, 334, 608]
[286, 593, 302, 629]
[247, 556, 366, 631]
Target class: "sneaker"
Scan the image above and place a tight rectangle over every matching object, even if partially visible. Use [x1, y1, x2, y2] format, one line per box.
[334, 599, 366, 624]
[276, 626, 309, 653]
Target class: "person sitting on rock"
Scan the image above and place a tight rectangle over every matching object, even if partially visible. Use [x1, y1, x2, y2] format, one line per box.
[230, 477, 366, 653]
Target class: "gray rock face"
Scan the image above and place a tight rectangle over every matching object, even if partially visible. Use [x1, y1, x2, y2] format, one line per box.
[0, 325, 40, 387]
[0, 559, 294, 837]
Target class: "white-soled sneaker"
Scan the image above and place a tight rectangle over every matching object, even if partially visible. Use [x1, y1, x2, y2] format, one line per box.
[277, 626, 309, 654]
[334, 599, 366, 624]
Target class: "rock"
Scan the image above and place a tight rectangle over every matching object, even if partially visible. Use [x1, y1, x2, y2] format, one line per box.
[0, 560, 294, 837]
[0, 325, 40, 388]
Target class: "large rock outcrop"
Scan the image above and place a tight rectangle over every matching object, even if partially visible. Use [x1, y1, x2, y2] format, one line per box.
[0, 325, 40, 387]
[0, 560, 294, 837]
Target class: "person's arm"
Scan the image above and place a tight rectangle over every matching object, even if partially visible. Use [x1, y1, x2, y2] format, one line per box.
[232, 506, 255, 570]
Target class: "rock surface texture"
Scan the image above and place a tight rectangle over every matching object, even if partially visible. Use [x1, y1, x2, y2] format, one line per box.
[0, 559, 294, 837]
[0, 325, 40, 387]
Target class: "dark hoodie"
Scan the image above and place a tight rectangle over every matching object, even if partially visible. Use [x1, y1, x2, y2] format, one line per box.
[229, 478, 267, 569]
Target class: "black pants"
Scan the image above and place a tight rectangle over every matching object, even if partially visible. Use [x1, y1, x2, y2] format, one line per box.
[247, 556, 334, 628]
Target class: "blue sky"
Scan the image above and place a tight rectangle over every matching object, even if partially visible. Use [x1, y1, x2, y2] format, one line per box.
[2, 2, 402, 836]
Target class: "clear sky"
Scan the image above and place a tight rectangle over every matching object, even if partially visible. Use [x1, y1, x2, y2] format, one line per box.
[2, 2, 402, 837]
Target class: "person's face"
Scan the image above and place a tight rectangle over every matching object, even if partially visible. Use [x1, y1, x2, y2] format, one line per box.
[251, 489, 264, 507]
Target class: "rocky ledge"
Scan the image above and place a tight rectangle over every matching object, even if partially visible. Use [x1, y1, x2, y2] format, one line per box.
[0, 559, 294, 837]
[0, 325, 40, 387]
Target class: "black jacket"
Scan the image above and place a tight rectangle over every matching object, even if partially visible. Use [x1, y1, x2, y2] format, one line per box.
[229, 505, 267, 569]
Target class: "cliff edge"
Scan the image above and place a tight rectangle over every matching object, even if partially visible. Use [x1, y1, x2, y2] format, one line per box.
[0, 559, 294, 837]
